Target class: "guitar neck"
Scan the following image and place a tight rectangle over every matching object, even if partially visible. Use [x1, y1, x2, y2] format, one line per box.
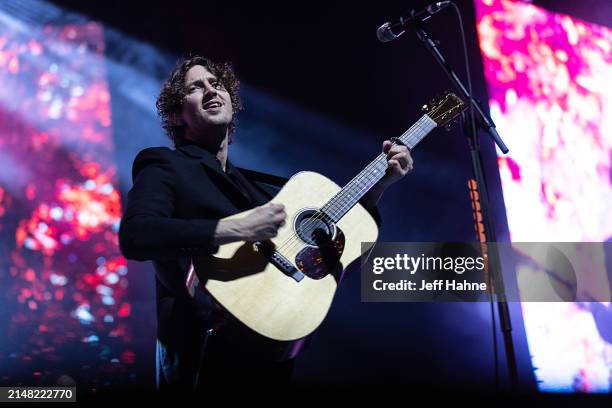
[321, 114, 437, 222]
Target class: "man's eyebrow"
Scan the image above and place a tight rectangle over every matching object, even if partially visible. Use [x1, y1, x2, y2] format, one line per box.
[186, 79, 204, 87]
[186, 77, 219, 87]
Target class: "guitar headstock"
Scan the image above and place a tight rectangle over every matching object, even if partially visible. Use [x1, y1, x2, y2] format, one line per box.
[422, 91, 467, 128]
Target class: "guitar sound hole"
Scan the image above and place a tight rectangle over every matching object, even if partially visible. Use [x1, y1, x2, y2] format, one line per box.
[294, 209, 335, 246]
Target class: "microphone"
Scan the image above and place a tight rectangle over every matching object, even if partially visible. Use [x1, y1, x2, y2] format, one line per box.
[377, 1, 451, 43]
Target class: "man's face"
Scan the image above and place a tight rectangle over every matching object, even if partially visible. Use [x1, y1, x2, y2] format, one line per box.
[179, 65, 233, 139]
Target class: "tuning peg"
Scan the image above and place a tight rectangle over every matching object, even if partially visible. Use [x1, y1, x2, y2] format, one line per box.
[422, 104, 430, 113]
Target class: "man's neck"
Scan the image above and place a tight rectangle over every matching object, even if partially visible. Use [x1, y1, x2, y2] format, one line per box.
[216, 141, 228, 172]
[183, 129, 229, 172]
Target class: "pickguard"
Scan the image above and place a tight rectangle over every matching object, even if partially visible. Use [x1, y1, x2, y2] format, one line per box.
[295, 227, 345, 280]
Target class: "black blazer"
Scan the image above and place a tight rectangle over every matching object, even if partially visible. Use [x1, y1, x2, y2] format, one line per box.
[119, 141, 381, 349]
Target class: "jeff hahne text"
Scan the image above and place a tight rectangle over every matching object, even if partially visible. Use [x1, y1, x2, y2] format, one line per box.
[371, 253, 487, 292]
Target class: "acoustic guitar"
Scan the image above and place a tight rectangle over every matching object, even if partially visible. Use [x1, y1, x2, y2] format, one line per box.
[186, 92, 466, 342]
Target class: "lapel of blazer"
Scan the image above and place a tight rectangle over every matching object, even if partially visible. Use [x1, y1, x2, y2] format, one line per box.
[176, 143, 253, 209]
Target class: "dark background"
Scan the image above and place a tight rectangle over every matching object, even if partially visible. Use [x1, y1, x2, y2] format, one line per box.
[36, 0, 610, 393]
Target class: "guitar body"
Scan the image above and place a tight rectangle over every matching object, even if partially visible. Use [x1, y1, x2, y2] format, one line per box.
[186, 92, 466, 348]
[189, 171, 378, 341]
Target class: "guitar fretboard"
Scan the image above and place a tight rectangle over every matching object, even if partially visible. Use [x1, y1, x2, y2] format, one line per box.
[321, 114, 437, 222]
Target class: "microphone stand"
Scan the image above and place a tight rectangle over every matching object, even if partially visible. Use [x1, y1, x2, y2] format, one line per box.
[412, 21, 518, 391]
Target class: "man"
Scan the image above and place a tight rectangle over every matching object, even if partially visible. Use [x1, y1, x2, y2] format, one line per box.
[119, 55, 413, 392]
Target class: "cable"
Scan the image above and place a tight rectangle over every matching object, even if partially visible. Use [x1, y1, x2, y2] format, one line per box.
[450, 1, 500, 390]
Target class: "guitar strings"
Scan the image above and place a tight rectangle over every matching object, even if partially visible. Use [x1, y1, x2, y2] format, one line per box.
[278, 117, 435, 256]
[274, 118, 431, 257]
[273, 117, 433, 258]
[277, 111, 441, 257]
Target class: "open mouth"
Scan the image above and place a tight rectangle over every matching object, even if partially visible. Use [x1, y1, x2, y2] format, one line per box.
[203, 101, 222, 110]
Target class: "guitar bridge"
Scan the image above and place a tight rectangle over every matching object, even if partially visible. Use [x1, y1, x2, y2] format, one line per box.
[253, 241, 304, 283]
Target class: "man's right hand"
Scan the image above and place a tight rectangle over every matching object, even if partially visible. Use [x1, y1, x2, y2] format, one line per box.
[238, 203, 287, 241]
[213, 203, 287, 245]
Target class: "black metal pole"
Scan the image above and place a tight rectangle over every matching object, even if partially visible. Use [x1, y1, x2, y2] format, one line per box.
[412, 22, 519, 391]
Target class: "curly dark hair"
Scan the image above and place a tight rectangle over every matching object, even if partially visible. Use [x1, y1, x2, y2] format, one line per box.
[156, 55, 243, 146]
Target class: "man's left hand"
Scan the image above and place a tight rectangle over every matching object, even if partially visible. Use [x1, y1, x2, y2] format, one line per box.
[360, 139, 414, 209]
[380, 139, 414, 187]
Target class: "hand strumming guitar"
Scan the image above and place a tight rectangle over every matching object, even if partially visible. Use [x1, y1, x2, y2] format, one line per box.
[214, 203, 287, 245]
